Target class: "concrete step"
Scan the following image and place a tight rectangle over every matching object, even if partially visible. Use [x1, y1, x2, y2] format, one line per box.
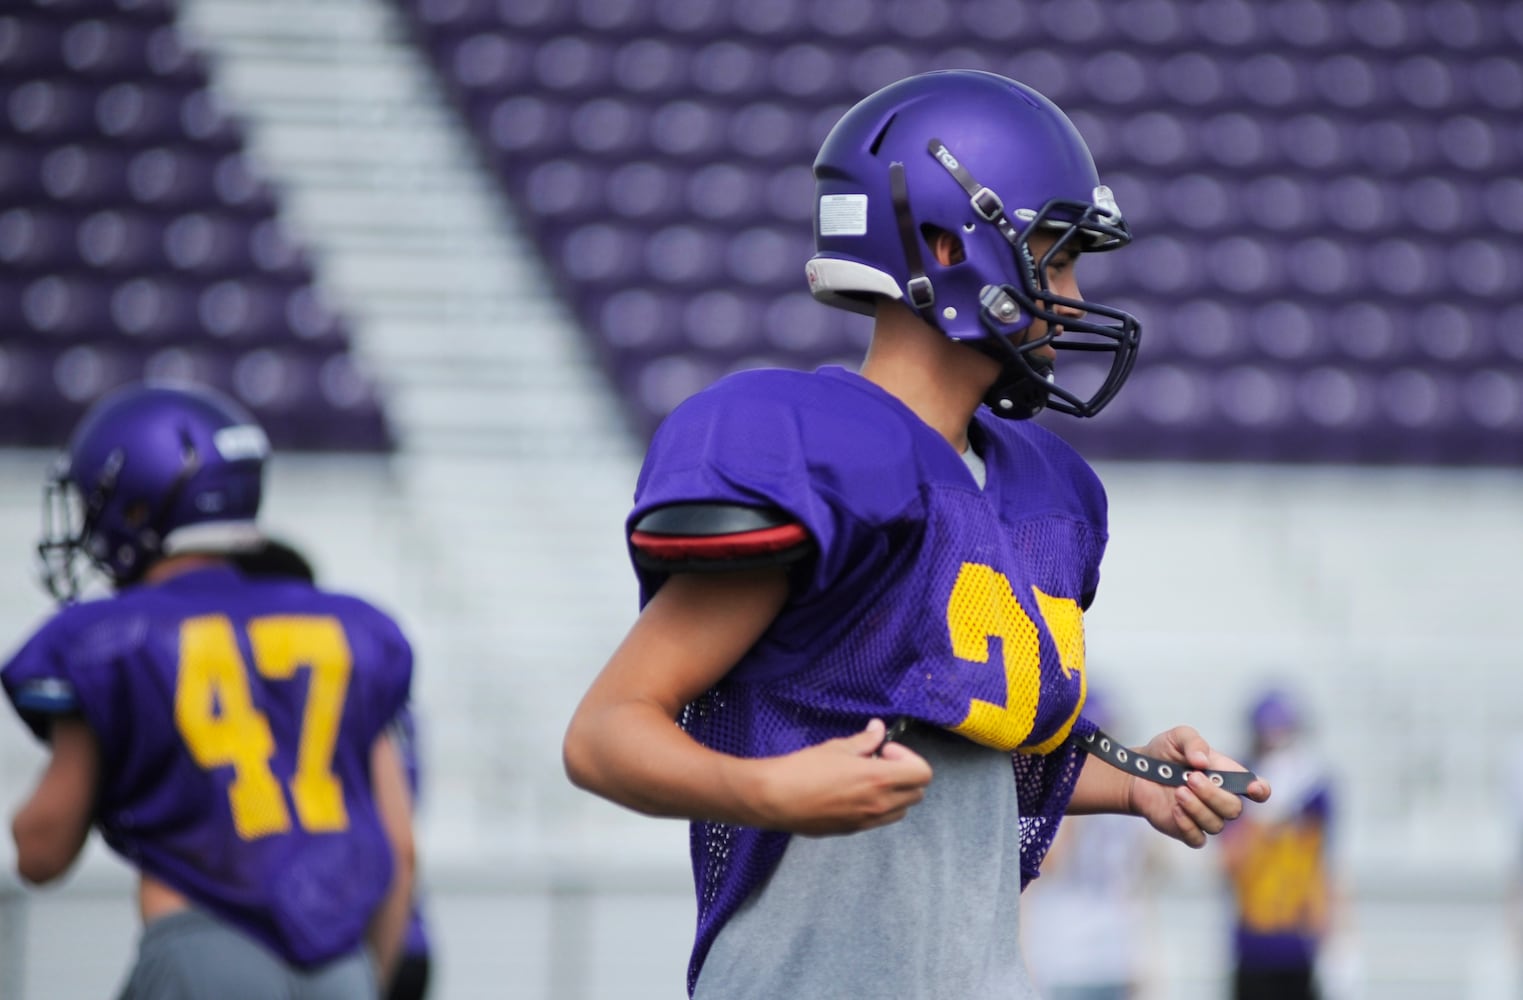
[281, 185, 515, 239]
[178, 0, 391, 46]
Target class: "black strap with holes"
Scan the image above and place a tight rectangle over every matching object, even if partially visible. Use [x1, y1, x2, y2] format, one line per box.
[878, 718, 1257, 796]
[1076, 726, 1258, 796]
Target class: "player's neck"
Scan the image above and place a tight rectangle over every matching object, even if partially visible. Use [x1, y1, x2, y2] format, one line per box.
[861, 304, 998, 453]
[142, 553, 230, 585]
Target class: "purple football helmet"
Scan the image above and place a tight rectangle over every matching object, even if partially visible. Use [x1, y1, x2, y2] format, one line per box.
[1250, 688, 1303, 739]
[806, 70, 1141, 418]
[39, 382, 268, 602]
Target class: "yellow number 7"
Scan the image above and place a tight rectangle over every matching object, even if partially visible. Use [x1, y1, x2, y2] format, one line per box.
[175, 614, 354, 841]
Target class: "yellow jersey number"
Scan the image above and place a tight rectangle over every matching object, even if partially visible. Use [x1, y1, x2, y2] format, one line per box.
[945, 562, 1087, 753]
[175, 614, 354, 841]
[1234, 825, 1329, 933]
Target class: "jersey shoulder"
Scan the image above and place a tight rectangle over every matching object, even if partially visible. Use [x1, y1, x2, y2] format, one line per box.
[640, 366, 954, 520]
[660, 366, 926, 452]
[2, 596, 154, 738]
[9, 595, 154, 675]
[630, 367, 974, 599]
[307, 588, 410, 642]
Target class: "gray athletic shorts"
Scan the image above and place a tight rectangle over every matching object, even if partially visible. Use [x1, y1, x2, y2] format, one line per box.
[118, 909, 378, 1000]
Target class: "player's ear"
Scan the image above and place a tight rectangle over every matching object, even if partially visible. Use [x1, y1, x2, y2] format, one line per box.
[923, 226, 965, 267]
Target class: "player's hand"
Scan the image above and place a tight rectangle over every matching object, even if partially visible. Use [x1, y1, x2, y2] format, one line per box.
[1128, 726, 1271, 849]
[749, 718, 933, 837]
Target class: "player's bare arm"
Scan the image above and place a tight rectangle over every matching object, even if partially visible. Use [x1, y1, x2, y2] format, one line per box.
[563, 568, 932, 836]
[367, 729, 416, 988]
[11, 715, 99, 884]
[1069, 725, 1271, 849]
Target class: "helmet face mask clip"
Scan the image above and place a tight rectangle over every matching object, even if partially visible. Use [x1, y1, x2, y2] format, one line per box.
[972, 197, 1141, 418]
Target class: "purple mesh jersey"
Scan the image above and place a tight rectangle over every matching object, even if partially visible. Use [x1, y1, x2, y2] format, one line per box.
[2, 565, 412, 967]
[628, 366, 1107, 992]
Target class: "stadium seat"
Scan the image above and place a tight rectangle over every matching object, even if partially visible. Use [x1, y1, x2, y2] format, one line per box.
[447, 32, 535, 94]
[0, 18, 67, 78]
[0, 1, 392, 450]
[61, 19, 159, 78]
[109, 275, 202, 340]
[44, 145, 135, 204]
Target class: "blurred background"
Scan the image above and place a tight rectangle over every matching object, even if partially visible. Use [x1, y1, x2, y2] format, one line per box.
[0, 0, 1520, 996]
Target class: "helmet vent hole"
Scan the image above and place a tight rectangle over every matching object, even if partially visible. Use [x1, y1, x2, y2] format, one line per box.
[868, 113, 897, 156]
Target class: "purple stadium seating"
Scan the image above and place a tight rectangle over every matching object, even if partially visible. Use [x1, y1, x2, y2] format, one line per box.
[396, 0, 1523, 464]
[0, 0, 391, 451]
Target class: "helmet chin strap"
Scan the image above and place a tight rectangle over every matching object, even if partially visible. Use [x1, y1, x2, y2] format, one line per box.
[982, 358, 1053, 420]
[973, 286, 1054, 420]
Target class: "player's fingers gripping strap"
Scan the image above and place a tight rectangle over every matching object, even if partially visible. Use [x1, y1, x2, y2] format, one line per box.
[630, 503, 814, 573]
[1076, 727, 1259, 796]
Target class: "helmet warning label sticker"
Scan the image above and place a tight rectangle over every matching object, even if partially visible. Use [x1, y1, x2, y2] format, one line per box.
[213, 425, 271, 461]
[818, 194, 868, 236]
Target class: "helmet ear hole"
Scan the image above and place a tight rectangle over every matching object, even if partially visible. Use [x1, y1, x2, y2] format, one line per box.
[921, 225, 965, 266]
[123, 500, 151, 530]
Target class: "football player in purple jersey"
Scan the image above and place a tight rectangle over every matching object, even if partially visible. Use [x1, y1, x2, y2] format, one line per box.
[3, 383, 416, 999]
[1221, 689, 1338, 1000]
[565, 70, 1270, 999]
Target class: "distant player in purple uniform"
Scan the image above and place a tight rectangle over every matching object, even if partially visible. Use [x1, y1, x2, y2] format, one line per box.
[234, 538, 434, 1000]
[564, 70, 1271, 999]
[3, 383, 416, 1000]
[1222, 688, 1337, 1000]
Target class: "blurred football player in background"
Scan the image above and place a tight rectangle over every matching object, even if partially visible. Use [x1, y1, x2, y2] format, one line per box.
[1220, 687, 1339, 1000]
[235, 537, 435, 1000]
[565, 70, 1269, 999]
[2, 383, 416, 1000]
[1022, 687, 1162, 1000]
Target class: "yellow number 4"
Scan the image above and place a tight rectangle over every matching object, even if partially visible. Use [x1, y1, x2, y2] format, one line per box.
[175, 615, 354, 841]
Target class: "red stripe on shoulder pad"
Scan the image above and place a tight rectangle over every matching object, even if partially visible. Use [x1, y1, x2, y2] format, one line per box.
[630, 523, 809, 561]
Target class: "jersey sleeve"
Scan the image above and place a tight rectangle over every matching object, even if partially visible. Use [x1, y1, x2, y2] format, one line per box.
[2, 623, 81, 741]
[1, 605, 138, 747]
[628, 370, 919, 604]
[343, 601, 414, 742]
[629, 503, 814, 572]
[390, 704, 422, 800]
